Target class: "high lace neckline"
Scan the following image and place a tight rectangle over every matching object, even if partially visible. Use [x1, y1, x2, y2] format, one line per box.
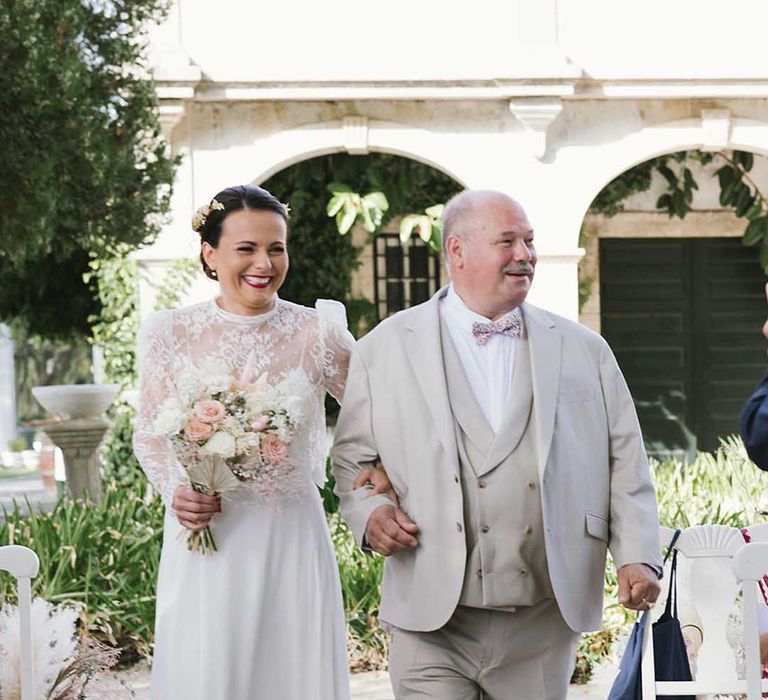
[210, 297, 281, 325]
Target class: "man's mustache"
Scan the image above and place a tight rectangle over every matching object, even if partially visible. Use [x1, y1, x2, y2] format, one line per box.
[503, 263, 534, 275]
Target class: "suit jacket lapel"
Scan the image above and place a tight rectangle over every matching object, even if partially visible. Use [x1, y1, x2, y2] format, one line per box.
[523, 303, 562, 481]
[404, 289, 460, 475]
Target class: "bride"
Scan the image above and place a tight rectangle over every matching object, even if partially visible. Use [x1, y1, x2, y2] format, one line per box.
[133, 184, 392, 699]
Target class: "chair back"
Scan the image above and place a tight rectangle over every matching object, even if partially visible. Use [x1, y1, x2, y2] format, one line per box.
[0, 545, 40, 700]
[732, 542, 768, 700]
[640, 524, 767, 698]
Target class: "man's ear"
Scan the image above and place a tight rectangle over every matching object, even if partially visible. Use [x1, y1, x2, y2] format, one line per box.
[445, 235, 464, 269]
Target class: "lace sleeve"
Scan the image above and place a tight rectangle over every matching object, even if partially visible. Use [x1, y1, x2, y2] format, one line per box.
[315, 299, 355, 403]
[132, 311, 187, 508]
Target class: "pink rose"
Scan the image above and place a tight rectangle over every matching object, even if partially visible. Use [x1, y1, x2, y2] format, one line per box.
[194, 399, 226, 424]
[260, 434, 288, 464]
[184, 419, 213, 442]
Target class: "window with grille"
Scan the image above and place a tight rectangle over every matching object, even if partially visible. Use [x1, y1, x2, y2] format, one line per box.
[373, 234, 442, 318]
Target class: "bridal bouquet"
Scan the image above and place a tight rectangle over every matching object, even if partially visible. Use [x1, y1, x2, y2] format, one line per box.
[154, 367, 304, 554]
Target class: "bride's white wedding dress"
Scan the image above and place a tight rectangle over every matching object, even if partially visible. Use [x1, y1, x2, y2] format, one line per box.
[133, 297, 353, 700]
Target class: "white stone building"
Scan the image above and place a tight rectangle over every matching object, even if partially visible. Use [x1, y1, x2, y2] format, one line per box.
[143, 0, 768, 313]
[135, 0, 768, 456]
[9, 0, 768, 456]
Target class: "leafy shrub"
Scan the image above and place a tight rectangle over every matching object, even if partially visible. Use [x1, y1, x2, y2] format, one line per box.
[0, 483, 163, 661]
[329, 513, 387, 671]
[100, 403, 146, 492]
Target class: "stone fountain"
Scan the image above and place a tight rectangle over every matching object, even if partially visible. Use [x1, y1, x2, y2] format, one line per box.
[32, 384, 121, 503]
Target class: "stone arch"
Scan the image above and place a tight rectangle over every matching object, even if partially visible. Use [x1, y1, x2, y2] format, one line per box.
[216, 119, 472, 191]
[555, 115, 768, 249]
[566, 115, 768, 458]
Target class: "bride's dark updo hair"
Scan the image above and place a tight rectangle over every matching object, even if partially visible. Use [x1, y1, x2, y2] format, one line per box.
[193, 184, 290, 281]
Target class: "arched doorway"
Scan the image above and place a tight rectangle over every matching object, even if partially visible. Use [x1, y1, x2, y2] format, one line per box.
[583, 150, 768, 459]
[260, 152, 462, 335]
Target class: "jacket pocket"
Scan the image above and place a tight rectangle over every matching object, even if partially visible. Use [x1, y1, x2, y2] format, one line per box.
[584, 511, 609, 542]
[560, 386, 596, 403]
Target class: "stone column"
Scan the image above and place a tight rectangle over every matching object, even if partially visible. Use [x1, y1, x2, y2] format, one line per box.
[40, 418, 109, 502]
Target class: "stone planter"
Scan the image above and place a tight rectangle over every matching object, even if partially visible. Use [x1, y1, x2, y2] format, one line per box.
[32, 384, 120, 502]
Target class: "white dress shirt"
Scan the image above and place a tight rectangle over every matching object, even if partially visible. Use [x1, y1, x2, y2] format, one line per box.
[439, 286, 524, 433]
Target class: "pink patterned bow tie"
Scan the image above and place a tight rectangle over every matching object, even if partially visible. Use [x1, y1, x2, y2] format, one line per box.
[472, 312, 524, 346]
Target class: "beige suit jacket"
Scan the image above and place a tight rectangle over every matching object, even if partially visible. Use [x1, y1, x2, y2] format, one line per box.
[332, 288, 662, 633]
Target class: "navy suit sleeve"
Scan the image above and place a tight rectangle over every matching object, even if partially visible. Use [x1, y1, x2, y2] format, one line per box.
[741, 370, 768, 470]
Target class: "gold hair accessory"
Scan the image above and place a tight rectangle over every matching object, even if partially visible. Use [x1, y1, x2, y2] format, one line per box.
[192, 198, 226, 233]
[281, 201, 291, 217]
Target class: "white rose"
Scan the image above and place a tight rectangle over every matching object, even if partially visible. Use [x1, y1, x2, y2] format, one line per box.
[203, 431, 236, 459]
[206, 374, 233, 395]
[154, 407, 187, 435]
[222, 416, 245, 438]
[236, 433, 260, 456]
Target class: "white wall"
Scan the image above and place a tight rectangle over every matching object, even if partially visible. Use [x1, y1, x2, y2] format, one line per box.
[142, 0, 768, 322]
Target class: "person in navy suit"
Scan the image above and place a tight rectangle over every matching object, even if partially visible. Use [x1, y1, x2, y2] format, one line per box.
[741, 283, 768, 470]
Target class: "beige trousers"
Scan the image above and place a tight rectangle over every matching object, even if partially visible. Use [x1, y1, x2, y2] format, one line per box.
[388, 600, 578, 700]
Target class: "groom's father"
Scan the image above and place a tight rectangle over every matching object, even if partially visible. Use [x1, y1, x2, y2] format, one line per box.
[332, 190, 662, 699]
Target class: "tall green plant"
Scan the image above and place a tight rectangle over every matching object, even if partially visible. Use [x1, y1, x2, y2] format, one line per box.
[87, 250, 140, 390]
[0, 483, 164, 660]
[329, 513, 387, 671]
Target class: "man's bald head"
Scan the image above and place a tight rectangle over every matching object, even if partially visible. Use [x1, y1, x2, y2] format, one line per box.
[441, 190, 526, 253]
[440, 190, 535, 319]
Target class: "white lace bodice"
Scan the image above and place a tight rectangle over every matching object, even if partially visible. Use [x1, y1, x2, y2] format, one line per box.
[132, 297, 354, 506]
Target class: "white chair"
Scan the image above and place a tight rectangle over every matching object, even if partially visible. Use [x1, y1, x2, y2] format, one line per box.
[732, 542, 768, 700]
[0, 545, 40, 700]
[639, 524, 768, 698]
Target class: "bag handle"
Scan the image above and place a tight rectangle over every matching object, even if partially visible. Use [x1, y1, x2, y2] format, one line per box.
[663, 528, 682, 565]
[631, 528, 682, 625]
[662, 529, 682, 619]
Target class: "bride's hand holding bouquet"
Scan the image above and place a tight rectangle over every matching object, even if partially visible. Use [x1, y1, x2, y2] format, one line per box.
[155, 365, 300, 554]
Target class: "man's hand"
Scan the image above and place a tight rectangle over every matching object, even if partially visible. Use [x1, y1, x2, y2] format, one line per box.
[173, 485, 220, 532]
[365, 504, 419, 556]
[352, 463, 399, 506]
[617, 563, 661, 611]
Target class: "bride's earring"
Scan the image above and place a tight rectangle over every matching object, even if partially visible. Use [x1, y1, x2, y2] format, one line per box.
[210, 268, 218, 279]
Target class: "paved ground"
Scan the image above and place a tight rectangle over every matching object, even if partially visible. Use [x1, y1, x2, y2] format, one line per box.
[86, 658, 619, 699]
[0, 472, 57, 518]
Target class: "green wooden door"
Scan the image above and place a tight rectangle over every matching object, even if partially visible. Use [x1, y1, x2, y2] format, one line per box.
[600, 237, 766, 459]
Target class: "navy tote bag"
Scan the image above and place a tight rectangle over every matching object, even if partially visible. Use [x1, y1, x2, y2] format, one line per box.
[608, 529, 693, 700]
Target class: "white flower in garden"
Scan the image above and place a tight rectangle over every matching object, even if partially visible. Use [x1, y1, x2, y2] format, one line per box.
[203, 431, 237, 459]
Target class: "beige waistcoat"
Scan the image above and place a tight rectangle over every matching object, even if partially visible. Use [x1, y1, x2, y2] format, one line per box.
[440, 319, 553, 609]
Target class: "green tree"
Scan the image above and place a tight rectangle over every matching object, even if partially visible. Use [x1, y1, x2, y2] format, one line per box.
[0, 0, 177, 338]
